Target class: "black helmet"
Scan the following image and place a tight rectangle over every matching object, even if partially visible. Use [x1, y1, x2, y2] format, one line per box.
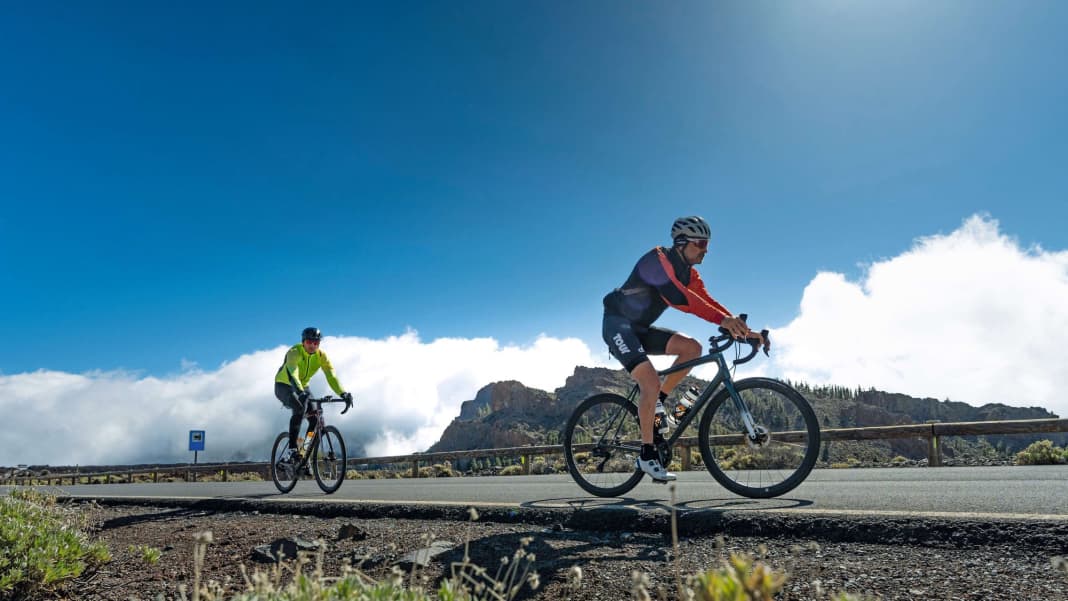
[301, 327, 322, 342]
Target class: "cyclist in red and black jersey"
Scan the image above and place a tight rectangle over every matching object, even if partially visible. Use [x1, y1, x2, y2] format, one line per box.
[602, 216, 762, 482]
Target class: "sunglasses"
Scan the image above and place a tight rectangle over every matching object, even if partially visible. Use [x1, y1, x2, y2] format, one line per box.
[689, 238, 709, 249]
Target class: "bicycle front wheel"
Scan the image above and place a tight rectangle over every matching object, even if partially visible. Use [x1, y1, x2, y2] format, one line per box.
[563, 393, 644, 497]
[270, 432, 299, 494]
[311, 425, 347, 494]
[698, 378, 820, 498]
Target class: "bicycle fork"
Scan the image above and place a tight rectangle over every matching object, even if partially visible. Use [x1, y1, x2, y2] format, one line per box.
[716, 356, 765, 446]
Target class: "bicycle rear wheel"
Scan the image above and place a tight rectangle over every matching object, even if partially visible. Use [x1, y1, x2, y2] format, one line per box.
[563, 393, 644, 497]
[697, 377, 820, 498]
[311, 425, 347, 494]
[270, 432, 300, 494]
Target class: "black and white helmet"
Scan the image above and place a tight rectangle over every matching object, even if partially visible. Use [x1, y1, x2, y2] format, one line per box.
[671, 216, 711, 242]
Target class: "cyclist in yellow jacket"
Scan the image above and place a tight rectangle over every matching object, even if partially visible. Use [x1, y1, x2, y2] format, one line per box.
[274, 327, 353, 461]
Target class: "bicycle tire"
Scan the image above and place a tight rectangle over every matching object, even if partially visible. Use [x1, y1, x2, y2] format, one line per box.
[311, 425, 347, 494]
[270, 432, 300, 494]
[564, 393, 645, 497]
[697, 377, 820, 498]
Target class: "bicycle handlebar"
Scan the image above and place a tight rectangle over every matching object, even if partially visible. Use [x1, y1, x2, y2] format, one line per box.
[707, 314, 771, 366]
[307, 395, 352, 415]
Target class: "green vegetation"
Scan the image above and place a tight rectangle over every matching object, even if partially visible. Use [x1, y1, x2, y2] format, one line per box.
[0, 487, 945, 600]
[1014, 439, 1068, 465]
[499, 465, 524, 476]
[129, 544, 162, 565]
[685, 551, 785, 600]
[0, 489, 111, 600]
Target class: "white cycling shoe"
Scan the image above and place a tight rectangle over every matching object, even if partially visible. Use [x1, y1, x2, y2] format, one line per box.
[636, 457, 676, 483]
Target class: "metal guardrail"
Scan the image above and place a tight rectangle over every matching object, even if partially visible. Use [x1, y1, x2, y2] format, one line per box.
[4, 418, 1067, 485]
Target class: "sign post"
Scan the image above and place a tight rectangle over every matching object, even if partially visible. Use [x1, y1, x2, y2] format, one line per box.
[189, 430, 205, 464]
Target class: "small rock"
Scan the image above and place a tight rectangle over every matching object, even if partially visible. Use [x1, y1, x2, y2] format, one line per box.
[337, 523, 368, 541]
[395, 541, 456, 569]
[252, 537, 321, 563]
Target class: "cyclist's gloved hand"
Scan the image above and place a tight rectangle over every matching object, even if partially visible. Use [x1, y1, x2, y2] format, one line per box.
[341, 391, 353, 413]
[297, 388, 311, 403]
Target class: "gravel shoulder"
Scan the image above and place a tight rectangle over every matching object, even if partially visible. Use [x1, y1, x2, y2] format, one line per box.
[61, 500, 1068, 601]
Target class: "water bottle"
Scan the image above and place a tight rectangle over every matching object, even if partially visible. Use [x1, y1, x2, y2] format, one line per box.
[654, 400, 672, 432]
[673, 386, 700, 422]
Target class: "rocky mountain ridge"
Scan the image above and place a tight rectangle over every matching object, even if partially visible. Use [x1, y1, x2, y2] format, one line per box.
[427, 366, 1064, 462]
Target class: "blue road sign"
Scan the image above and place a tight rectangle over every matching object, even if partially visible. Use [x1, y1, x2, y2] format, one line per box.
[189, 430, 205, 452]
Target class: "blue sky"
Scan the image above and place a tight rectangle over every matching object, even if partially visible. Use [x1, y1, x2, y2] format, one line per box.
[2, 1, 1066, 377]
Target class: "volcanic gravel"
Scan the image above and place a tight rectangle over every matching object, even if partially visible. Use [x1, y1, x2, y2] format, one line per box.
[60, 502, 1068, 601]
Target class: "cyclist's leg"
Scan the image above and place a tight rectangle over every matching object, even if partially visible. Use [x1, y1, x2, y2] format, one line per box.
[603, 315, 657, 444]
[305, 409, 319, 435]
[630, 361, 660, 444]
[651, 330, 701, 396]
[274, 382, 303, 448]
[603, 314, 677, 482]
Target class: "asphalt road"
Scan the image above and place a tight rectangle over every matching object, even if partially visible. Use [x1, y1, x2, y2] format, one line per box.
[6, 466, 1067, 520]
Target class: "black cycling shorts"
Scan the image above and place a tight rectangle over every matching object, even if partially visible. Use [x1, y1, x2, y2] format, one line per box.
[602, 313, 676, 372]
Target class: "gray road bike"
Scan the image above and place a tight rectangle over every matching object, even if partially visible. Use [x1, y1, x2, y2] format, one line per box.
[564, 316, 820, 498]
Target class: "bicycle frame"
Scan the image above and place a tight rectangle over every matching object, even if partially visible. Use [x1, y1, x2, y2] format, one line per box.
[624, 347, 759, 446]
[295, 398, 344, 462]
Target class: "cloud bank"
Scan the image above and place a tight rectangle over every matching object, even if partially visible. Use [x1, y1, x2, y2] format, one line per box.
[0, 333, 611, 466]
[775, 215, 1068, 417]
[6, 214, 1065, 466]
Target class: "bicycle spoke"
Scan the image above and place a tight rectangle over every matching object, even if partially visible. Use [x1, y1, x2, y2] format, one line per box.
[699, 378, 820, 498]
[564, 394, 644, 497]
[312, 426, 346, 494]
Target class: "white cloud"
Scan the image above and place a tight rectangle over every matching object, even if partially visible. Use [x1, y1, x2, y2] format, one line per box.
[774, 214, 1068, 417]
[0, 332, 611, 466]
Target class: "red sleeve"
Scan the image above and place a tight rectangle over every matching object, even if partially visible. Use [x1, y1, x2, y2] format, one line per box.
[654, 250, 732, 324]
[689, 269, 733, 318]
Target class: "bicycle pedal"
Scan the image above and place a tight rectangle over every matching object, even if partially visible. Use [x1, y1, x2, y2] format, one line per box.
[650, 478, 670, 485]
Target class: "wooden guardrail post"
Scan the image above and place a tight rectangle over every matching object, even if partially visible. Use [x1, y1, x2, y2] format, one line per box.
[681, 445, 691, 471]
[411, 460, 419, 478]
[523, 454, 532, 475]
[926, 420, 942, 467]
[223, 469, 229, 482]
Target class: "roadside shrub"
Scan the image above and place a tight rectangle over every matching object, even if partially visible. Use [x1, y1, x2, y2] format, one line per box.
[891, 455, 909, 465]
[719, 446, 806, 470]
[0, 488, 111, 599]
[417, 464, 454, 478]
[129, 544, 162, 565]
[529, 460, 553, 475]
[686, 552, 786, 600]
[499, 465, 524, 476]
[1015, 440, 1067, 465]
